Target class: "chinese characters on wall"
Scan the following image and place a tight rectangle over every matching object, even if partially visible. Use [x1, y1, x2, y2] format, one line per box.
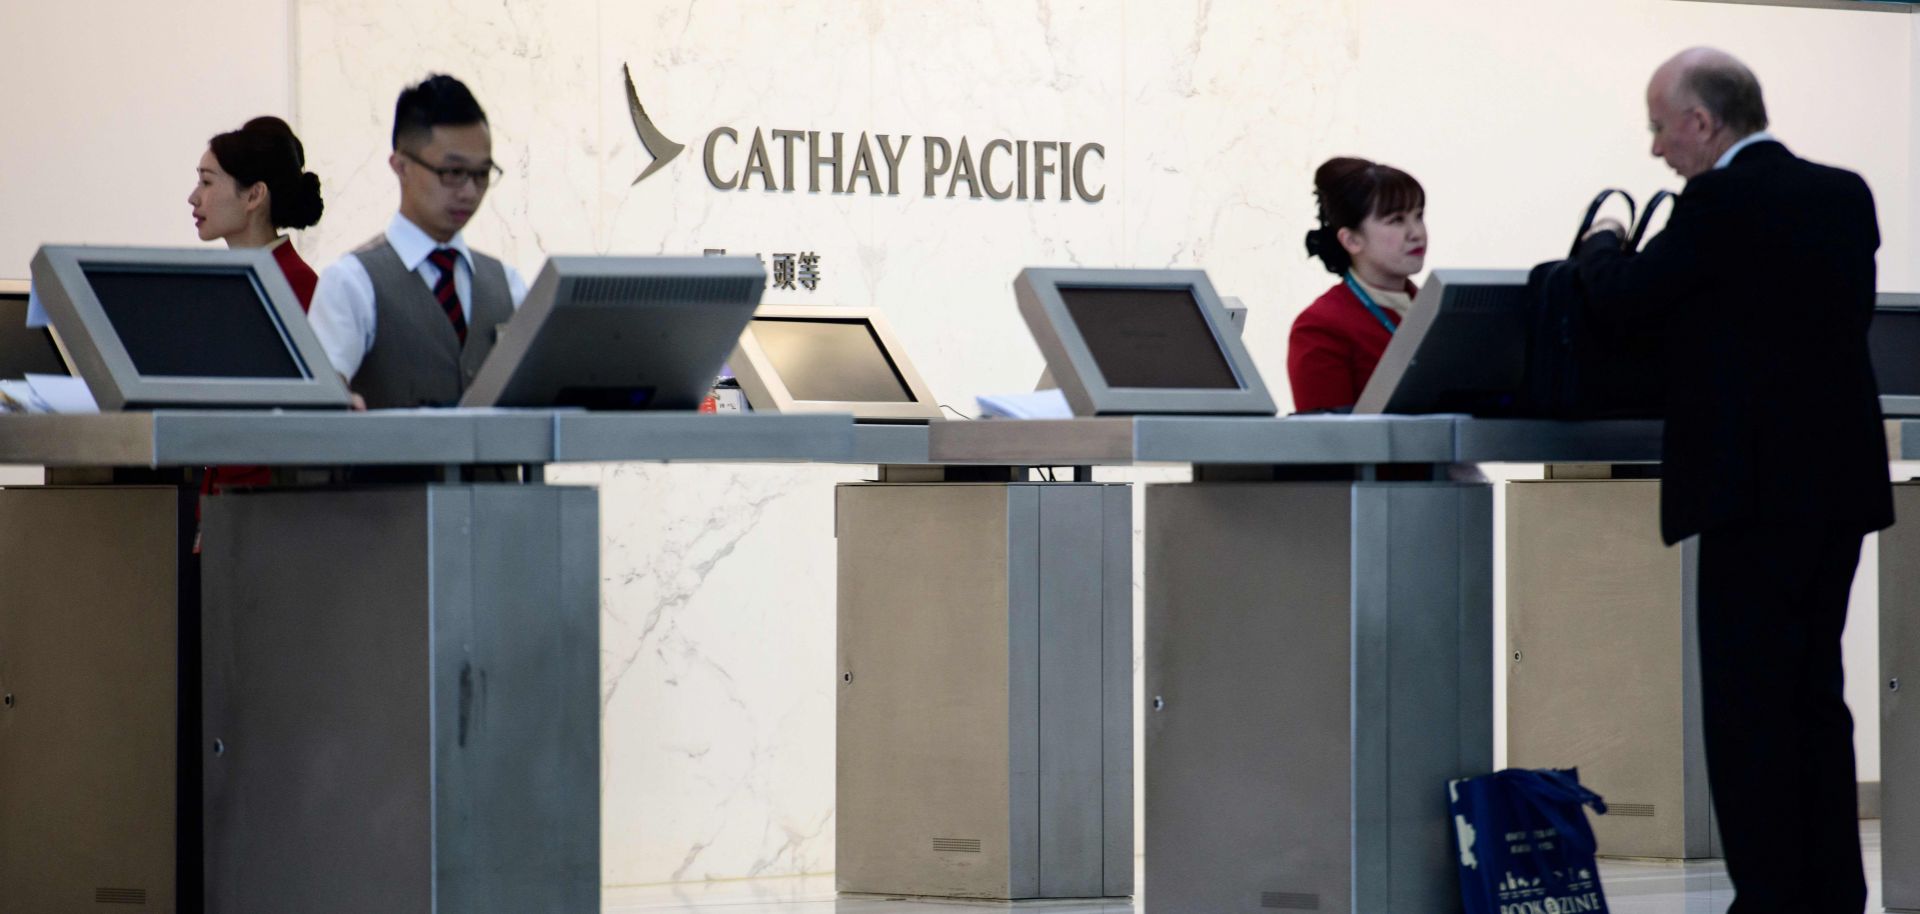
[704, 248, 822, 291]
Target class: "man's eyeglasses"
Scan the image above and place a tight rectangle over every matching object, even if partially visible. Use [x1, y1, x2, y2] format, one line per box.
[400, 150, 504, 190]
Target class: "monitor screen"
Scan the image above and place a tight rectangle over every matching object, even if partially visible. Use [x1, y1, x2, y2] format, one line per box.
[1872, 306, 1920, 396]
[82, 267, 304, 379]
[1354, 270, 1532, 416]
[748, 317, 913, 403]
[0, 292, 68, 376]
[1058, 287, 1239, 390]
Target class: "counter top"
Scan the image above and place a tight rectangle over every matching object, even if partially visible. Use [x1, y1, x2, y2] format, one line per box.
[929, 415, 1608, 466]
[0, 410, 855, 468]
[3, 411, 1911, 470]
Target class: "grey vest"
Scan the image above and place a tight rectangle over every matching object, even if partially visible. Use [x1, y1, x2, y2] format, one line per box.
[350, 236, 514, 409]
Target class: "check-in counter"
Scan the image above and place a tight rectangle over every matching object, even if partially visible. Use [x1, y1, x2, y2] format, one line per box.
[1504, 474, 1718, 860]
[923, 414, 1920, 913]
[835, 474, 1133, 901]
[1504, 418, 1920, 865]
[833, 418, 1133, 902]
[7, 409, 1912, 913]
[0, 410, 854, 914]
[930, 414, 1480, 914]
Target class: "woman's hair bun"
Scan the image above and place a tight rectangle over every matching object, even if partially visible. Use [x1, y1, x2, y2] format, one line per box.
[1304, 223, 1353, 276]
[272, 171, 325, 230]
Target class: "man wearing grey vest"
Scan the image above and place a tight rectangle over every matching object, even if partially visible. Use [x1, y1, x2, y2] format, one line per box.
[309, 74, 527, 408]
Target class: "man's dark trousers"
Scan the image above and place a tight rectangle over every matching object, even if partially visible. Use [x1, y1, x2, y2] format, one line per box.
[1698, 519, 1868, 914]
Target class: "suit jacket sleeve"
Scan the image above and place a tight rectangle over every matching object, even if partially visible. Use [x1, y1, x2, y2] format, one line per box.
[1574, 176, 1727, 326]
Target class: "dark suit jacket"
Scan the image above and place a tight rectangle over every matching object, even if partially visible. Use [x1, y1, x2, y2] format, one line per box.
[1577, 140, 1893, 544]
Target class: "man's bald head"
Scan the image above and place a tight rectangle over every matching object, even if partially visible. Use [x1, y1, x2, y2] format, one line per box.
[1646, 48, 1769, 179]
[1659, 48, 1770, 136]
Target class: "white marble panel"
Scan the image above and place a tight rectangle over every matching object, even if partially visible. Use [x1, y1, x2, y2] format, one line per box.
[295, 0, 602, 269]
[546, 461, 867, 886]
[1117, 0, 1361, 410]
[863, 1, 1128, 401]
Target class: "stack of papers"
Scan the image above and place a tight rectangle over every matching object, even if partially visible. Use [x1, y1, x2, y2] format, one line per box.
[975, 389, 1073, 420]
[0, 374, 98, 413]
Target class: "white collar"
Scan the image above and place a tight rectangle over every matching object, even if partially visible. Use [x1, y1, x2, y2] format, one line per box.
[1714, 131, 1775, 171]
[1352, 273, 1412, 309]
[385, 213, 471, 272]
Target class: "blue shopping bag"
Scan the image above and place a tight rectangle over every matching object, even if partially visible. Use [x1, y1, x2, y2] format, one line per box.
[1448, 768, 1611, 914]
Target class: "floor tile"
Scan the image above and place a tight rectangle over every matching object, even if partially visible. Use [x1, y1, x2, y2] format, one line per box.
[603, 821, 1886, 913]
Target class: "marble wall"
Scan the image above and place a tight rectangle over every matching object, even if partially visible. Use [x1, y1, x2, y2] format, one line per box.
[265, 0, 1920, 888]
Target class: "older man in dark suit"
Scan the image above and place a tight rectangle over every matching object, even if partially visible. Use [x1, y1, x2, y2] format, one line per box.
[1577, 48, 1893, 913]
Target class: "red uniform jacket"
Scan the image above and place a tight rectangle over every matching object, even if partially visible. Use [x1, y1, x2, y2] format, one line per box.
[1285, 280, 1413, 413]
[271, 240, 319, 312]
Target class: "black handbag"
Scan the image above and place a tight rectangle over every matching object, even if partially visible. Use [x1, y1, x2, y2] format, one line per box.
[1522, 189, 1673, 418]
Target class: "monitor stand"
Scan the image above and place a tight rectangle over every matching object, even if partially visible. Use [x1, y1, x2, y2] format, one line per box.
[0, 486, 197, 912]
[0, 481, 602, 912]
[1505, 475, 1721, 861]
[1883, 482, 1920, 913]
[1144, 476, 1491, 913]
[835, 476, 1133, 901]
[198, 485, 599, 912]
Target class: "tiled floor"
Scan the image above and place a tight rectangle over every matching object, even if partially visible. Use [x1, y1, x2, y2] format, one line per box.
[604, 822, 1885, 913]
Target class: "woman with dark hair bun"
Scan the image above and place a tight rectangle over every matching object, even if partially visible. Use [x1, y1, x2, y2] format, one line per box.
[1287, 156, 1427, 412]
[189, 115, 325, 309]
[188, 116, 326, 497]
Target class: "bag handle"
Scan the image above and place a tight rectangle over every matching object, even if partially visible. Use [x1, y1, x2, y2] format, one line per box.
[1570, 188, 1637, 258]
[1628, 189, 1677, 251]
[1504, 768, 1609, 858]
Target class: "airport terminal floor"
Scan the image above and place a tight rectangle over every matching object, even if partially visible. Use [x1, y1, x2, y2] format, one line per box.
[601, 824, 1886, 914]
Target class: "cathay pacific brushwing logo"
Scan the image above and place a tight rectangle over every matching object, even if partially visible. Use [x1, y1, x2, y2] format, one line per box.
[624, 64, 684, 185]
[618, 61, 1107, 202]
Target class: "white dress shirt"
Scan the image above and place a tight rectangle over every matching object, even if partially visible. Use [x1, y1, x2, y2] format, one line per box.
[307, 213, 528, 379]
[1714, 130, 1776, 172]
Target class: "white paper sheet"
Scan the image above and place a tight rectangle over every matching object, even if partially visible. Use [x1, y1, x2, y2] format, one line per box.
[975, 388, 1072, 420]
[24, 373, 98, 413]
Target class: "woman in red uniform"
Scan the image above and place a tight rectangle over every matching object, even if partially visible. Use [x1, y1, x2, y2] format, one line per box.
[189, 116, 325, 308]
[1288, 157, 1427, 412]
[189, 116, 325, 498]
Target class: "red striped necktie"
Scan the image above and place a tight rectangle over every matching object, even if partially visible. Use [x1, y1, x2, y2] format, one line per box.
[426, 247, 468, 346]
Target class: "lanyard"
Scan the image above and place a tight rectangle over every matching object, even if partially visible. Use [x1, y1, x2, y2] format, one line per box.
[1343, 272, 1399, 335]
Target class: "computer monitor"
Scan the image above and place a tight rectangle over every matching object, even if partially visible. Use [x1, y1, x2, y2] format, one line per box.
[1873, 293, 1920, 417]
[1015, 268, 1275, 416]
[460, 255, 764, 409]
[1353, 269, 1531, 416]
[29, 246, 350, 410]
[0, 280, 69, 377]
[728, 304, 943, 422]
